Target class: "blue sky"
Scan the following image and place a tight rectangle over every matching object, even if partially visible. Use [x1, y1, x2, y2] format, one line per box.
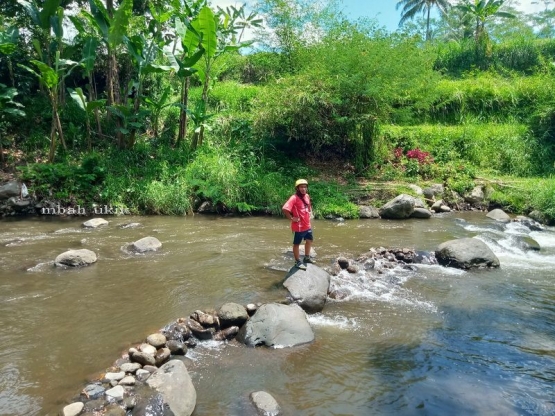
[211, 0, 549, 33]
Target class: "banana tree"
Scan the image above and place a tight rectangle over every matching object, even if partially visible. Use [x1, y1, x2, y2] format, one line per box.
[20, 53, 79, 161]
[191, 5, 261, 150]
[17, 0, 79, 161]
[0, 83, 25, 167]
[0, 24, 19, 86]
[169, 14, 205, 147]
[455, 0, 515, 42]
[67, 87, 105, 151]
[80, 0, 132, 147]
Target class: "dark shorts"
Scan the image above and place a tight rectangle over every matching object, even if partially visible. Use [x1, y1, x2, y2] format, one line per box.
[293, 229, 313, 245]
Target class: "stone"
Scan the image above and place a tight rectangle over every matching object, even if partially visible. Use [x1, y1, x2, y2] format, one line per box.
[118, 376, 136, 386]
[82, 384, 105, 400]
[166, 340, 187, 355]
[120, 363, 141, 373]
[82, 218, 109, 228]
[105, 385, 125, 401]
[410, 208, 432, 219]
[55, 249, 97, 267]
[155, 348, 171, 367]
[379, 194, 419, 219]
[146, 333, 167, 349]
[62, 402, 84, 416]
[237, 303, 314, 348]
[358, 205, 380, 219]
[250, 391, 281, 416]
[139, 343, 157, 355]
[130, 236, 162, 253]
[283, 264, 331, 313]
[146, 360, 196, 416]
[0, 181, 21, 200]
[103, 371, 125, 382]
[435, 238, 500, 269]
[486, 208, 511, 223]
[130, 351, 156, 366]
[218, 303, 249, 328]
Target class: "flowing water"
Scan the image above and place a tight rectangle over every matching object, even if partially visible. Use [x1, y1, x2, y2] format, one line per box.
[1, 213, 554, 415]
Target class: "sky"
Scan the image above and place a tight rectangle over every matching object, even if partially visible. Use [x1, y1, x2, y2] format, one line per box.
[339, 0, 548, 32]
[210, 0, 551, 33]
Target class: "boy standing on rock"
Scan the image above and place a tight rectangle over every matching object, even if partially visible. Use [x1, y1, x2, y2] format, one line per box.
[282, 179, 315, 270]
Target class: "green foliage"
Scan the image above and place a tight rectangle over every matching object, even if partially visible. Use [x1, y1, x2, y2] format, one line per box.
[309, 181, 359, 219]
[530, 177, 555, 222]
[382, 123, 539, 176]
[18, 153, 106, 203]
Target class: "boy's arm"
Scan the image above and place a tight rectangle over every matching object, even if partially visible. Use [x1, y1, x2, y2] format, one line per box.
[282, 208, 300, 222]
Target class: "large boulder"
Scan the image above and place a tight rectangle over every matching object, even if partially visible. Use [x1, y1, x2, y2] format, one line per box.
[0, 181, 21, 200]
[486, 209, 511, 223]
[283, 264, 330, 313]
[379, 194, 422, 219]
[236, 303, 314, 348]
[145, 360, 196, 416]
[55, 249, 97, 267]
[435, 238, 500, 269]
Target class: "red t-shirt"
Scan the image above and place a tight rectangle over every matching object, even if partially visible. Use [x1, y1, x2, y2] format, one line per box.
[282, 193, 312, 232]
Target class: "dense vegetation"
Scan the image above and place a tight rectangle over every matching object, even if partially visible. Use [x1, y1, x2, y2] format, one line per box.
[1, 0, 555, 222]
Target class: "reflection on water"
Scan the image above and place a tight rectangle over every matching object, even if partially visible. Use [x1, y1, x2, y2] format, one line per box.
[0, 213, 555, 415]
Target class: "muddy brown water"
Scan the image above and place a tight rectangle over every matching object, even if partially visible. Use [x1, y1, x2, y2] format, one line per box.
[1, 214, 555, 415]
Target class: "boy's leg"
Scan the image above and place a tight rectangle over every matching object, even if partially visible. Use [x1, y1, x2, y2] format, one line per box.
[304, 239, 312, 257]
[293, 244, 300, 261]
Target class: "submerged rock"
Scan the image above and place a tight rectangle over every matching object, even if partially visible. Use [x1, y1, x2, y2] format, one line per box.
[82, 218, 109, 228]
[486, 208, 511, 223]
[250, 391, 281, 416]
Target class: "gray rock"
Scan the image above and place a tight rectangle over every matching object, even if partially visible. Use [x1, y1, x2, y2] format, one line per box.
[82, 384, 105, 400]
[166, 340, 187, 355]
[431, 200, 443, 212]
[410, 208, 432, 219]
[7, 197, 31, 210]
[464, 186, 484, 204]
[136, 369, 151, 381]
[118, 376, 136, 386]
[105, 385, 125, 401]
[439, 205, 451, 212]
[515, 236, 540, 252]
[358, 205, 380, 219]
[139, 343, 157, 355]
[283, 264, 331, 313]
[237, 303, 314, 348]
[130, 351, 156, 366]
[146, 333, 167, 349]
[146, 360, 197, 416]
[408, 184, 423, 195]
[55, 249, 97, 267]
[155, 347, 171, 367]
[250, 391, 281, 416]
[82, 218, 109, 228]
[62, 402, 84, 416]
[0, 181, 21, 200]
[526, 211, 549, 226]
[130, 236, 162, 253]
[379, 194, 418, 219]
[435, 238, 500, 269]
[120, 363, 141, 373]
[103, 371, 125, 382]
[514, 216, 544, 231]
[218, 302, 249, 328]
[486, 209, 511, 223]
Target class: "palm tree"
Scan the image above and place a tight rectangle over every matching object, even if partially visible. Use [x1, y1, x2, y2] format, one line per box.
[455, 0, 515, 42]
[396, 0, 451, 41]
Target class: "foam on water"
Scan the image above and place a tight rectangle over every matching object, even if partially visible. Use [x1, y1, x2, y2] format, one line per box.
[329, 267, 437, 312]
[307, 313, 359, 330]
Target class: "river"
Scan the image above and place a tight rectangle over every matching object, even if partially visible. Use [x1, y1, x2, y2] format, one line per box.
[1, 213, 554, 415]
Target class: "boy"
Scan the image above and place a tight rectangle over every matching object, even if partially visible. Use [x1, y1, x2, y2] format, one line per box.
[282, 179, 315, 270]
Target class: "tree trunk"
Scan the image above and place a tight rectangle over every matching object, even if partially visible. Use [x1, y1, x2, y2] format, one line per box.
[177, 77, 189, 147]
